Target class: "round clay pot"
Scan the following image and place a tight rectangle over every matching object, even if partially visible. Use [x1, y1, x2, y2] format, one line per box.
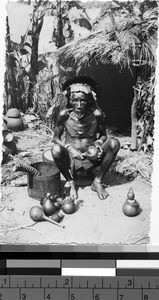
[6, 109, 23, 131]
[6, 108, 21, 118]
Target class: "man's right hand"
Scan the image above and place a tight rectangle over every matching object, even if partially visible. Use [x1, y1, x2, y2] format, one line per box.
[66, 145, 84, 160]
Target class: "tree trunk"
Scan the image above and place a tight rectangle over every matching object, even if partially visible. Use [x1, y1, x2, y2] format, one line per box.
[5, 17, 18, 111]
[131, 67, 142, 150]
[56, 0, 65, 48]
[130, 88, 138, 150]
[130, 2, 145, 150]
[51, 0, 65, 128]
[27, 1, 44, 108]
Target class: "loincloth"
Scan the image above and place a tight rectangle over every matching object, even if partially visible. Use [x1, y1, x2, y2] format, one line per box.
[69, 154, 101, 171]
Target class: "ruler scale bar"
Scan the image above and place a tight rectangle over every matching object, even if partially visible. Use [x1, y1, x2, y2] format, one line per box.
[1, 257, 159, 300]
[0, 275, 159, 288]
[0, 287, 159, 300]
[0, 276, 159, 300]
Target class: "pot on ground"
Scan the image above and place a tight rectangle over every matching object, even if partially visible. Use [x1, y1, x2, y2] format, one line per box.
[5, 108, 23, 131]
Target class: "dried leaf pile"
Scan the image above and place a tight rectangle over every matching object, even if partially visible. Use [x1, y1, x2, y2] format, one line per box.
[115, 152, 153, 182]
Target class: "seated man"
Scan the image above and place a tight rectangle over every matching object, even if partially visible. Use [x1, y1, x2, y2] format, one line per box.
[52, 76, 120, 200]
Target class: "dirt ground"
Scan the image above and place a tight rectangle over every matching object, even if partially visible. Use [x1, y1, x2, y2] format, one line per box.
[0, 124, 152, 245]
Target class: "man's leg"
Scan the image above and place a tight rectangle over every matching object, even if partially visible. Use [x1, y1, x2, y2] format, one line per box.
[91, 138, 120, 200]
[51, 144, 77, 199]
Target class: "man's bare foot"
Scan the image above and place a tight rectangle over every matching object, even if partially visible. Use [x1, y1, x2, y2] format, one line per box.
[69, 180, 78, 200]
[91, 178, 109, 200]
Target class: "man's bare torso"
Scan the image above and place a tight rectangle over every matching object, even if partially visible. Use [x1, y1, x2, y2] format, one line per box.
[63, 109, 101, 152]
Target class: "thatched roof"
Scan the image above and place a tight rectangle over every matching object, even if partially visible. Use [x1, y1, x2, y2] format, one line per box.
[57, 4, 158, 69]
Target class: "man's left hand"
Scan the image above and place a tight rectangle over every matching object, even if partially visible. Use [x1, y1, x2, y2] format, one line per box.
[94, 140, 103, 158]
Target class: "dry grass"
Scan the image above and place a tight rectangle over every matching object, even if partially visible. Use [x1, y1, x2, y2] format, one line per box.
[57, 5, 158, 69]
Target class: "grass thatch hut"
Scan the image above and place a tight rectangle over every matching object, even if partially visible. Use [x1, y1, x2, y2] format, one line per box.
[56, 1, 158, 137]
[58, 1, 158, 68]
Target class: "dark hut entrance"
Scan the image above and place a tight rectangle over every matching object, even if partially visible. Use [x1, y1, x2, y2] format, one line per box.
[81, 62, 137, 133]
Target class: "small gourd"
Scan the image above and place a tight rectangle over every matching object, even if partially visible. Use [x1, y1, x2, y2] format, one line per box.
[29, 206, 65, 228]
[85, 146, 98, 160]
[42, 198, 57, 216]
[51, 213, 63, 223]
[122, 187, 141, 217]
[29, 206, 44, 222]
[61, 197, 76, 214]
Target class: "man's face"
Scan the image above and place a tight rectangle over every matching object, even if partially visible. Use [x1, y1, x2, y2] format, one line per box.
[70, 92, 88, 116]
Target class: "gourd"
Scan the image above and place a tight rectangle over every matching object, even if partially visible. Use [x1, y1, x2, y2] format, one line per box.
[29, 206, 65, 228]
[122, 187, 141, 217]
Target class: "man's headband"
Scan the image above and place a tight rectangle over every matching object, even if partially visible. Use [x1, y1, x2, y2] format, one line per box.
[63, 83, 97, 101]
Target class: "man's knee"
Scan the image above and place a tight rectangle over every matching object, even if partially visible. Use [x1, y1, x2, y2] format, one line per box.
[52, 143, 63, 159]
[109, 138, 120, 153]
